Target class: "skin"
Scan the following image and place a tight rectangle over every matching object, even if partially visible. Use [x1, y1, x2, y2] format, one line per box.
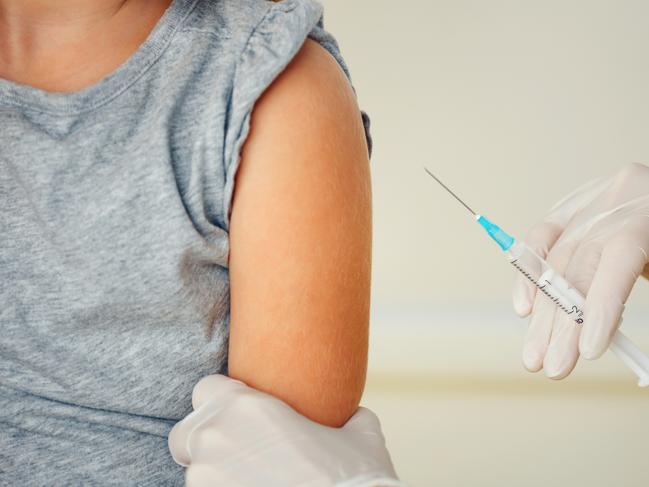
[0, 0, 171, 92]
[228, 39, 372, 427]
[1, 2, 371, 427]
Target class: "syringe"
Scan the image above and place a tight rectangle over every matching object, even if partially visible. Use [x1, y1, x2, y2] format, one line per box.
[425, 168, 649, 387]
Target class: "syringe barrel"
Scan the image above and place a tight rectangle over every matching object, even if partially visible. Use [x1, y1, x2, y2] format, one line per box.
[506, 241, 585, 325]
[506, 241, 649, 387]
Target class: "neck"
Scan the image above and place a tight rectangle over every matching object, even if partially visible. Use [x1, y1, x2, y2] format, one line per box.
[0, 1, 129, 25]
[0, 0, 171, 92]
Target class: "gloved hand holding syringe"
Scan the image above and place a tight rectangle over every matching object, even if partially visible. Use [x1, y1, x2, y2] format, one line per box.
[425, 165, 649, 386]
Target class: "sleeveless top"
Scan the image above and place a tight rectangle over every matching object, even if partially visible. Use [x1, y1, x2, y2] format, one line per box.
[0, 0, 371, 484]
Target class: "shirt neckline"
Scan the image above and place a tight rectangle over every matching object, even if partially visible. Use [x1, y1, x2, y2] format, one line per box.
[0, 0, 197, 115]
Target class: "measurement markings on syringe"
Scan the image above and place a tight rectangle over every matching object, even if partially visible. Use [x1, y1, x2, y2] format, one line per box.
[510, 259, 584, 324]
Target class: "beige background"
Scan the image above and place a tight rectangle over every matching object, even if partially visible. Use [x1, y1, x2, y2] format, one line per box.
[319, 1, 649, 485]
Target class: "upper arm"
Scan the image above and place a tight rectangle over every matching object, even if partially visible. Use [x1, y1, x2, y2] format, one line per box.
[226, 39, 372, 427]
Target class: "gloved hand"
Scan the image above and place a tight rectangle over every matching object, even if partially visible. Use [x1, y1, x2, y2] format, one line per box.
[512, 163, 649, 379]
[168, 374, 404, 487]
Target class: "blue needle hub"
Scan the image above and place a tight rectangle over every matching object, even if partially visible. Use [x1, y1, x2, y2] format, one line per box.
[476, 215, 515, 251]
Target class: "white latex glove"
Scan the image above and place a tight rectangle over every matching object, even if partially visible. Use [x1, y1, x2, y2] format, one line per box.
[168, 374, 404, 487]
[512, 163, 649, 379]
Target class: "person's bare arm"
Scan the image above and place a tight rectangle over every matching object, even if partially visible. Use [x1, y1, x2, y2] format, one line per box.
[227, 39, 371, 428]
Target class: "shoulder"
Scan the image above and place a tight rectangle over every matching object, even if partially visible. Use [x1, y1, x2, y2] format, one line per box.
[244, 38, 369, 164]
[213, 0, 371, 229]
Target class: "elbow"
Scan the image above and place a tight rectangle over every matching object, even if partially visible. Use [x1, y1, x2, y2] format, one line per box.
[228, 352, 368, 428]
[299, 373, 367, 428]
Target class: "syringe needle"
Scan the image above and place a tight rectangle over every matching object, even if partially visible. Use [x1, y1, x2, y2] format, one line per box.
[423, 167, 477, 216]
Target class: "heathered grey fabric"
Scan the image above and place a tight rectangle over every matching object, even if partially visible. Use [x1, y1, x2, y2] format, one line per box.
[0, 0, 371, 484]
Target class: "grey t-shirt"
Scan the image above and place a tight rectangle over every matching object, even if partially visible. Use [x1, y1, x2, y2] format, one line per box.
[0, 0, 371, 484]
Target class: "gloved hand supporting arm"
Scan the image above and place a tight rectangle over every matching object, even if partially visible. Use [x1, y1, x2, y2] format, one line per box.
[168, 374, 405, 487]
